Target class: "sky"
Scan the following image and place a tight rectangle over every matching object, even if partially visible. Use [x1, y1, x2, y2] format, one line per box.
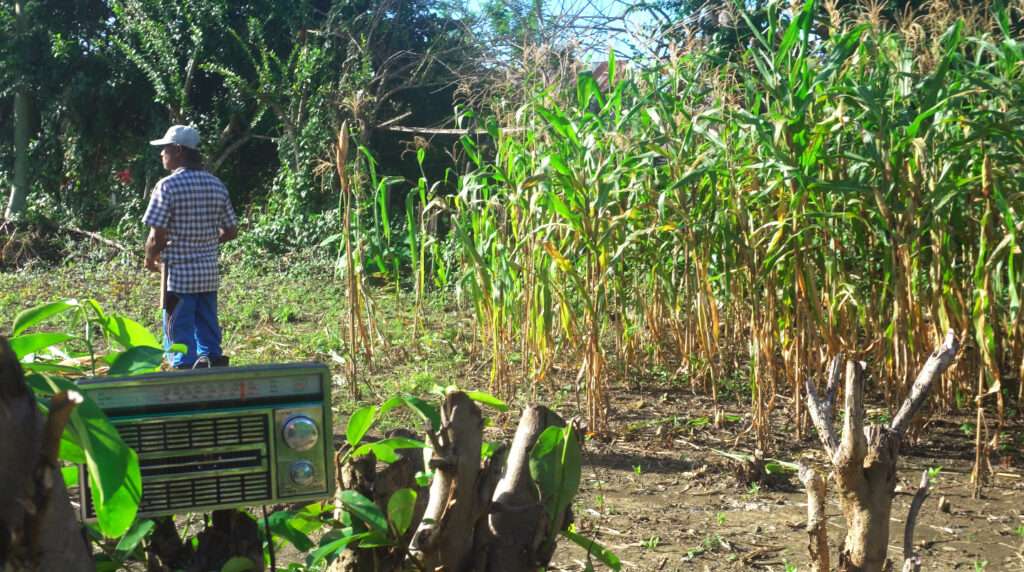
[465, 0, 662, 61]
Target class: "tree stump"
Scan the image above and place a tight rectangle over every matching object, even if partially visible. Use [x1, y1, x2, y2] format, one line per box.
[803, 330, 958, 572]
[335, 390, 579, 572]
[0, 336, 93, 572]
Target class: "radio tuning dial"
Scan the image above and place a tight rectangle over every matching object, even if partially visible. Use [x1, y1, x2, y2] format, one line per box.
[289, 461, 316, 485]
[282, 415, 319, 451]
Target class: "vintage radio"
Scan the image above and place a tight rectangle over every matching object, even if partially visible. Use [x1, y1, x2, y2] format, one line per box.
[76, 363, 335, 519]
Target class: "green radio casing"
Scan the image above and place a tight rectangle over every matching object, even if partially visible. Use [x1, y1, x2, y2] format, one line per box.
[75, 363, 335, 520]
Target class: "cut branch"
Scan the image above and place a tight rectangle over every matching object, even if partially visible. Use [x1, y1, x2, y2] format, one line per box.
[890, 329, 959, 437]
[805, 375, 838, 463]
[837, 360, 866, 469]
[902, 470, 930, 569]
[798, 464, 830, 572]
[409, 391, 483, 570]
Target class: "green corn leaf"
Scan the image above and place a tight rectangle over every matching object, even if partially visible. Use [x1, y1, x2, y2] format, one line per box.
[562, 529, 621, 571]
[461, 135, 481, 166]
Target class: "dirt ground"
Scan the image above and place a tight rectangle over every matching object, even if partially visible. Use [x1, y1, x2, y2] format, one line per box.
[544, 387, 1024, 572]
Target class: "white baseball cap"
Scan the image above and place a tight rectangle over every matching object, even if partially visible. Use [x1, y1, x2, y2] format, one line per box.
[150, 125, 201, 149]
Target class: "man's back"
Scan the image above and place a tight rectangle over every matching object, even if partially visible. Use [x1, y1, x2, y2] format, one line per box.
[143, 167, 236, 293]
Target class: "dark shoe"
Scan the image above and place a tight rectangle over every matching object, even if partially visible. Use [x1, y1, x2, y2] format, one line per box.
[211, 355, 230, 368]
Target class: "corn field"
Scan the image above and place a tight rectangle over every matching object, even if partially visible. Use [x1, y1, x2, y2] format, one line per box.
[347, 1, 1023, 464]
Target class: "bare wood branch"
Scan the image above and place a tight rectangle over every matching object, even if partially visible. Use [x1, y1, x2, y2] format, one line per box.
[67, 226, 130, 253]
[837, 360, 867, 468]
[211, 131, 253, 174]
[902, 470, 930, 568]
[890, 329, 959, 437]
[409, 391, 483, 570]
[487, 406, 566, 571]
[27, 390, 83, 555]
[798, 464, 830, 572]
[805, 376, 838, 462]
[824, 353, 844, 419]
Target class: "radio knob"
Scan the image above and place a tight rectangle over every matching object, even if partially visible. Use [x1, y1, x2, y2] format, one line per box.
[282, 415, 319, 451]
[289, 461, 316, 486]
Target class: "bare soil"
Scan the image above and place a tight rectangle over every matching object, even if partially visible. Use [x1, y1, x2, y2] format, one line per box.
[544, 387, 1024, 572]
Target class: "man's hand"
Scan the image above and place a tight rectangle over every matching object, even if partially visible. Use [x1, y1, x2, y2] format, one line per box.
[219, 226, 238, 244]
[145, 226, 169, 272]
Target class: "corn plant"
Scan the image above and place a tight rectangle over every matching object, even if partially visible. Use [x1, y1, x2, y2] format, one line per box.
[355, 2, 1023, 453]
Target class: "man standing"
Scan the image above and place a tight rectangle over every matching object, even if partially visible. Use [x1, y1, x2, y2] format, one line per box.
[143, 125, 238, 369]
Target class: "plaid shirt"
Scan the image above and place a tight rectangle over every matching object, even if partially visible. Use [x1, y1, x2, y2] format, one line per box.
[143, 168, 237, 293]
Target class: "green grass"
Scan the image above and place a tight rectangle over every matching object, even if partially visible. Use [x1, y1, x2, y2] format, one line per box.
[0, 254, 479, 430]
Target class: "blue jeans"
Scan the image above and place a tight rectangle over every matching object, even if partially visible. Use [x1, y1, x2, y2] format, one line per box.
[163, 291, 222, 368]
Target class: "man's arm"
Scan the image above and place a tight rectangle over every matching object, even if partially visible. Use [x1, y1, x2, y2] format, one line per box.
[219, 226, 237, 244]
[145, 226, 169, 272]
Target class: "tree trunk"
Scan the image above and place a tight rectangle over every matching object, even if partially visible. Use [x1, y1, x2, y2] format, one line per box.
[5, 1, 30, 220]
[0, 337, 93, 571]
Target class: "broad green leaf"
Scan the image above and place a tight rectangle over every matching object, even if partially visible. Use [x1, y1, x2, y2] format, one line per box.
[31, 374, 141, 537]
[562, 530, 621, 571]
[20, 362, 84, 375]
[89, 448, 142, 537]
[220, 557, 257, 572]
[58, 431, 86, 462]
[307, 529, 367, 567]
[536, 107, 578, 146]
[346, 406, 376, 447]
[8, 333, 74, 359]
[529, 425, 581, 531]
[465, 390, 508, 412]
[106, 346, 164, 376]
[340, 490, 388, 533]
[115, 519, 155, 557]
[12, 299, 80, 336]
[101, 314, 161, 349]
[357, 530, 392, 548]
[266, 510, 314, 551]
[351, 437, 426, 463]
[387, 488, 417, 535]
[547, 193, 580, 227]
[380, 395, 440, 431]
[61, 465, 80, 487]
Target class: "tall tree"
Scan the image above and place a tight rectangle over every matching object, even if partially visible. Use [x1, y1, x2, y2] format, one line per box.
[4, 0, 30, 219]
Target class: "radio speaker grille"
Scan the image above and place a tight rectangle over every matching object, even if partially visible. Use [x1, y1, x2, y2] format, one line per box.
[82, 414, 273, 518]
[121, 415, 268, 453]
